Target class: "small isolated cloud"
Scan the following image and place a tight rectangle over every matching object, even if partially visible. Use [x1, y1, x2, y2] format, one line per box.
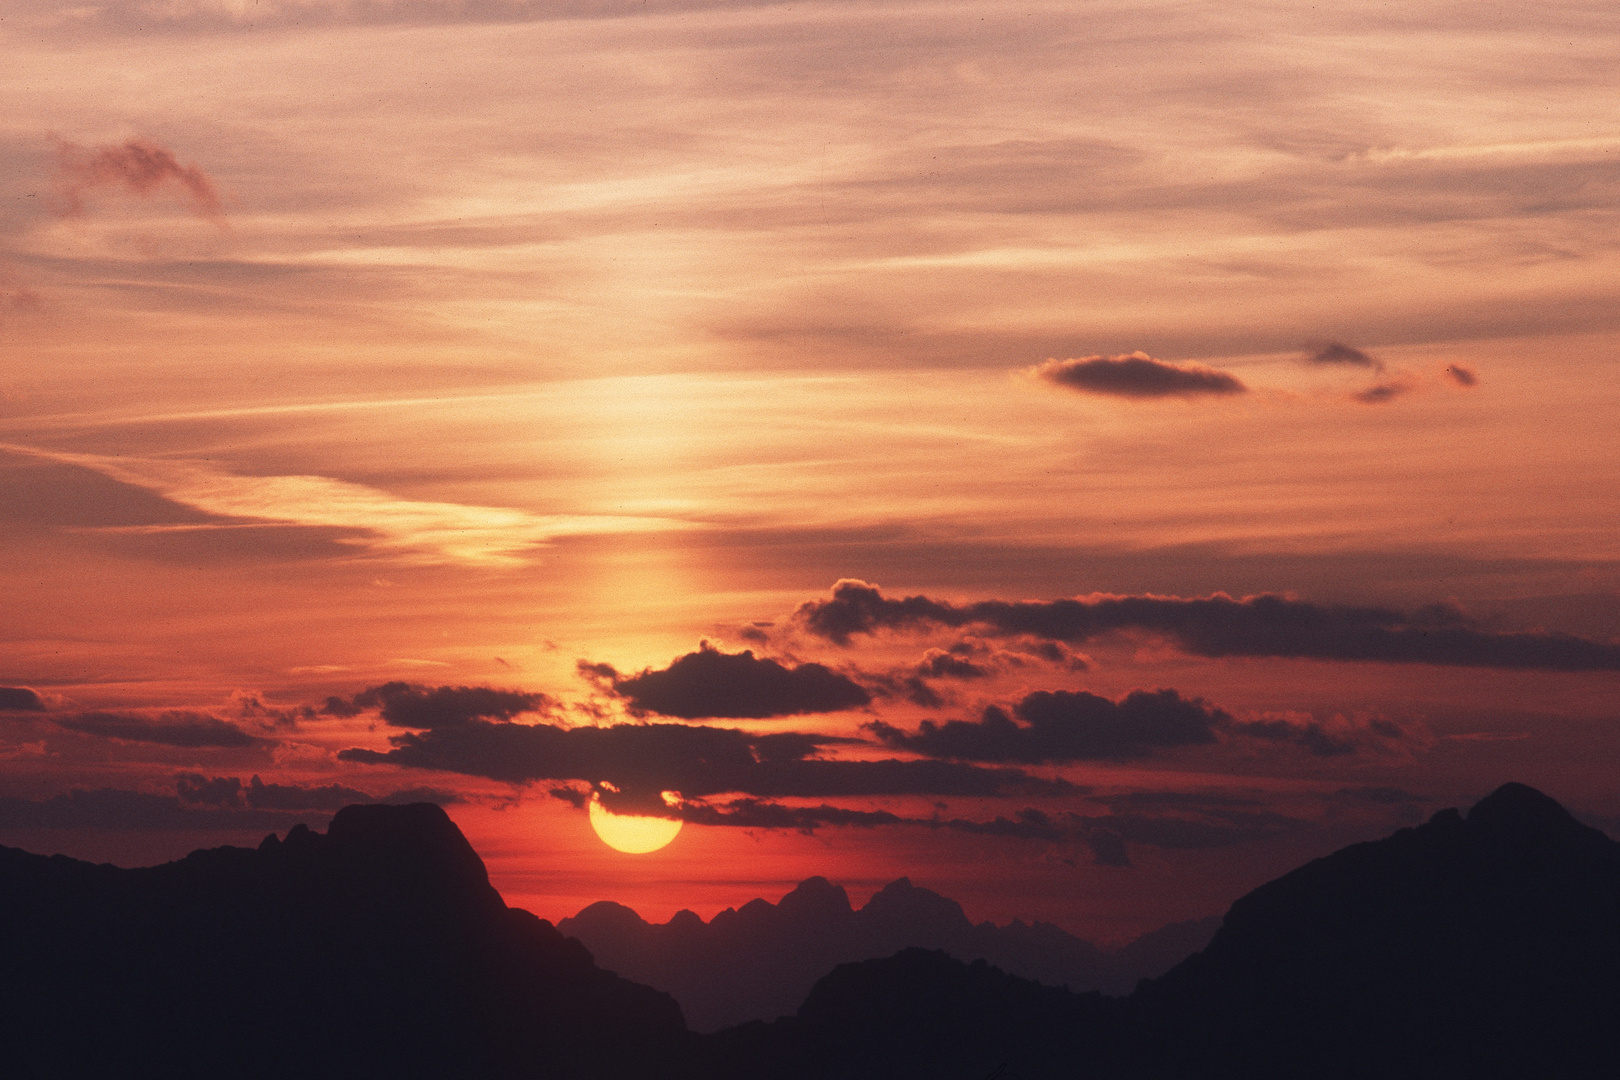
[56, 710, 258, 748]
[866, 688, 1228, 763]
[1444, 364, 1479, 387]
[1033, 353, 1246, 399]
[608, 643, 871, 719]
[0, 686, 47, 712]
[54, 138, 226, 227]
[1353, 378, 1414, 404]
[1307, 341, 1381, 369]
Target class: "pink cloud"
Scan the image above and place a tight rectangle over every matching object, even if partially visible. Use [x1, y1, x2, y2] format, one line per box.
[55, 138, 227, 228]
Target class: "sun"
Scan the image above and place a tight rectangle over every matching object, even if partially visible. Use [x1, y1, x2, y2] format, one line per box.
[588, 791, 683, 854]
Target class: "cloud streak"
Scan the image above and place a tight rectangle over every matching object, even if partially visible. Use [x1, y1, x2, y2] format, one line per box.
[799, 580, 1620, 671]
[337, 718, 1075, 808]
[867, 689, 1228, 763]
[2, 445, 682, 567]
[55, 711, 259, 748]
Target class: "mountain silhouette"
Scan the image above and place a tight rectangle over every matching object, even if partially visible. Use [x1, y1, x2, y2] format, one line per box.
[560, 875, 1219, 1030]
[6, 784, 1617, 1080]
[1135, 781, 1620, 1077]
[0, 803, 686, 1080]
[698, 783, 1620, 1079]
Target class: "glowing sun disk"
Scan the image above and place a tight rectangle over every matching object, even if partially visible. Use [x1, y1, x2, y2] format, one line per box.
[588, 794, 682, 854]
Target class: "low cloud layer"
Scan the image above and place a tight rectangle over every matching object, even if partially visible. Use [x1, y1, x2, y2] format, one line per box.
[1033, 353, 1246, 399]
[799, 580, 1620, 671]
[176, 772, 461, 811]
[325, 682, 547, 728]
[338, 718, 1074, 810]
[55, 711, 259, 748]
[601, 643, 871, 719]
[0, 787, 318, 831]
[867, 689, 1228, 763]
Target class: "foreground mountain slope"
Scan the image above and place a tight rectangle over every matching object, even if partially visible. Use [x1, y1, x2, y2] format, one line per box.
[698, 782, 1620, 1079]
[561, 874, 1219, 1029]
[1136, 781, 1620, 1078]
[0, 803, 686, 1080]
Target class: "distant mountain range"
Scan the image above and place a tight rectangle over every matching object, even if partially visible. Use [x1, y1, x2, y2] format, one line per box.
[5, 783, 1618, 1078]
[560, 875, 1219, 1030]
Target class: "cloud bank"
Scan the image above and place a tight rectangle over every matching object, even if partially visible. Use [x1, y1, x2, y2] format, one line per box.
[867, 689, 1228, 763]
[798, 580, 1620, 671]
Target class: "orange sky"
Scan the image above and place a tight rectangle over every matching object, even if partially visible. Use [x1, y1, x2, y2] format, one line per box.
[2, 0, 1618, 941]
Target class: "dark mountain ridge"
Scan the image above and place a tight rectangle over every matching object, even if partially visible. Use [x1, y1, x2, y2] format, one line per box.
[560, 873, 1219, 1030]
[6, 784, 1617, 1079]
[0, 803, 685, 1080]
[699, 782, 1620, 1079]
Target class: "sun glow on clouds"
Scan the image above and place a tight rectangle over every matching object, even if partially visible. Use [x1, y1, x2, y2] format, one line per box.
[6, 445, 684, 567]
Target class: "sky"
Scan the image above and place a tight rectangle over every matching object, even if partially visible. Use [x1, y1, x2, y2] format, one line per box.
[1, 0, 1618, 942]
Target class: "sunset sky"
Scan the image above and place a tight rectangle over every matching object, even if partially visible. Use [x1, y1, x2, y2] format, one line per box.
[2, 0, 1618, 943]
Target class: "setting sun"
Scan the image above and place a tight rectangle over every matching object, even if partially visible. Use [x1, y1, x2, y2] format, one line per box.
[588, 794, 683, 854]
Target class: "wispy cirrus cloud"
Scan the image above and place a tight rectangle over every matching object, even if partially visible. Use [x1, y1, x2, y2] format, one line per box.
[0, 445, 683, 567]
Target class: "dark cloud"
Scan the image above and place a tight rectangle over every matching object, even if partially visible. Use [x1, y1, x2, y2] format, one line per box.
[934, 806, 1070, 842]
[608, 643, 870, 719]
[1353, 380, 1411, 404]
[335, 682, 548, 728]
[868, 688, 1227, 763]
[1084, 828, 1131, 867]
[1307, 341, 1380, 368]
[1444, 363, 1478, 386]
[798, 580, 1620, 671]
[338, 718, 1073, 807]
[54, 138, 226, 227]
[915, 649, 991, 680]
[1102, 790, 1263, 812]
[928, 804, 1304, 854]
[0, 686, 46, 712]
[176, 773, 464, 811]
[55, 711, 259, 748]
[674, 798, 905, 832]
[1232, 717, 1358, 756]
[244, 775, 380, 811]
[0, 788, 321, 831]
[175, 773, 243, 807]
[1033, 353, 1246, 399]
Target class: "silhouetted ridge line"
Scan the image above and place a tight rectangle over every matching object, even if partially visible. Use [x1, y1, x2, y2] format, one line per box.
[0, 803, 686, 1080]
[694, 783, 1620, 1079]
[560, 873, 1219, 1030]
